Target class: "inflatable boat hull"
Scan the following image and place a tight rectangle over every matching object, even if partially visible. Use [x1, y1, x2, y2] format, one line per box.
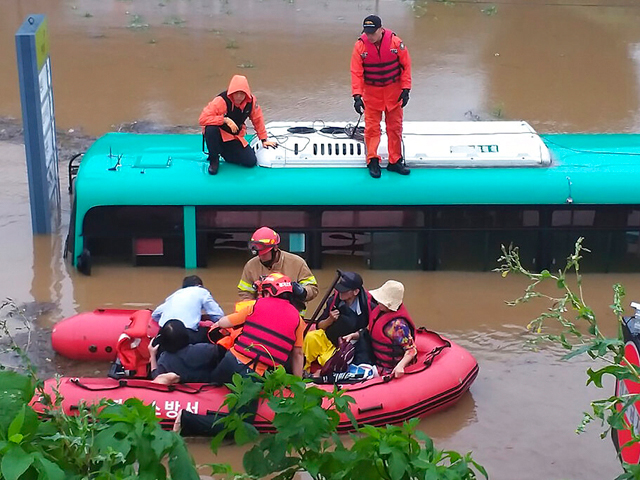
[613, 316, 640, 464]
[35, 330, 478, 433]
[51, 309, 159, 361]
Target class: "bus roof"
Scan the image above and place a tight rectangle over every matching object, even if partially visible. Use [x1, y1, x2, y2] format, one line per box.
[75, 131, 640, 209]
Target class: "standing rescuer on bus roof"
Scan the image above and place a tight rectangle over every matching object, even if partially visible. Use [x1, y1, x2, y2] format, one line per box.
[351, 15, 412, 178]
[199, 75, 277, 175]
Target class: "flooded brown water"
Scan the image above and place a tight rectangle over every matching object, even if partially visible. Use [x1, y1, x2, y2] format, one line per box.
[2, 0, 640, 478]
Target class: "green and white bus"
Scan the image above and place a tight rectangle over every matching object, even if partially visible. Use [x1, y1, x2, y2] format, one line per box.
[66, 121, 640, 273]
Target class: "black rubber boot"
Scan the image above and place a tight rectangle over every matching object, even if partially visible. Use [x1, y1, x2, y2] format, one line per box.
[367, 157, 381, 178]
[208, 157, 219, 175]
[387, 158, 410, 175]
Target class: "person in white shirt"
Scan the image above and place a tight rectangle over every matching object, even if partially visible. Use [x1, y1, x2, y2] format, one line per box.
[151, 275, 224, 344]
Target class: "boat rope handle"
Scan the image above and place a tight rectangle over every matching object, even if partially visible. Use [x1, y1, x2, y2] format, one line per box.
[69, 378, 214, 395]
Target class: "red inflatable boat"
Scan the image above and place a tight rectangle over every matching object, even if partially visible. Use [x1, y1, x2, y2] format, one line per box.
[51, 309, 159, 361]
[613, 310, 640, 464]
[35, 329, 478, 433]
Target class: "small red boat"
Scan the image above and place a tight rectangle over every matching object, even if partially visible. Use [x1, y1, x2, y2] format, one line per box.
[613, 307, 640, 464]
[51, 309, 160, 361]
[35, 329, 478, 433]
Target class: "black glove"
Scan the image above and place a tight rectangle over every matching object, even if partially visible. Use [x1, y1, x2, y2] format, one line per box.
[291, 281, 307, 301]
[398, 89, 410, 108]
[353, 95, 365, 115]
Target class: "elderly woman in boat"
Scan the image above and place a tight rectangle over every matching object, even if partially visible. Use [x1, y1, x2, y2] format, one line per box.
[343, 280, 417, 378]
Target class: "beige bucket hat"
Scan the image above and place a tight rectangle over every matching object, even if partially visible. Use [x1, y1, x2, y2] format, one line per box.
[369, 280, 404, 312]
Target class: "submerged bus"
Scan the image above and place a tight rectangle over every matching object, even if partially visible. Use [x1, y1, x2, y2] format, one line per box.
[65, 121, 640, 274]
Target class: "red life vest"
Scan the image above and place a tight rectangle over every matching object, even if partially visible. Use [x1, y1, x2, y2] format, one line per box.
[116, 310, 157, 377]
[359, 29, 402, 87]
[369, 303, 416, 370]
[234, 296, 300, 368]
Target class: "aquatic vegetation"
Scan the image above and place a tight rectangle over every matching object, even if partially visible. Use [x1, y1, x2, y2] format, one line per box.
[482, 5, 498, 16]
[127, 14, 150, 30]
[163, 15, 187, 26]
[490, 102, 505, 119]
[498, 239, 640, 478]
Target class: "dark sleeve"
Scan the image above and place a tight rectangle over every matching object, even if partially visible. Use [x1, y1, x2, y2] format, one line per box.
[318, 293, 336, 321]
[150, 353, 169, 379]
[185, 344, 219, 367]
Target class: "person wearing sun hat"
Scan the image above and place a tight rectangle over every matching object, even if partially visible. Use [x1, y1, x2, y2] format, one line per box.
[343, 280, 417, 378]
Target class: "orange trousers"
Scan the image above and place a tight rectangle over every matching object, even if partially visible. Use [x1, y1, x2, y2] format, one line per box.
[362, 83, 404, 164]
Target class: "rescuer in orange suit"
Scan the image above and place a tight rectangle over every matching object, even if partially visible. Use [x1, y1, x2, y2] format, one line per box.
[351, 15, 412, 178]
[199, 75, 277, 175]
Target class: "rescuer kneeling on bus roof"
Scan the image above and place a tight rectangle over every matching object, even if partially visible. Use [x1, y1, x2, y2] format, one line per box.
[199, 75, 277, 175]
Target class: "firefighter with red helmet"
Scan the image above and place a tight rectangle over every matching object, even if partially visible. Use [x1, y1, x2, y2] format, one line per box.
[237, 226, 318, 307]
[351, 15, 412, 178]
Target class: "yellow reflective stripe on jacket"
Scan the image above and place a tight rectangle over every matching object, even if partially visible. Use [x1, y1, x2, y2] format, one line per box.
[298, 276, 317, 286]
[238, 280, 256, 293]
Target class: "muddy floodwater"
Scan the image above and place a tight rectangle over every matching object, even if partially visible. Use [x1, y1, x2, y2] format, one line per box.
[2, 0, 640, 478]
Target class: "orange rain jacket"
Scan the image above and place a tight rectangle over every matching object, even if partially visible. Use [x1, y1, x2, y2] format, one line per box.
[199, 75, 268, 147]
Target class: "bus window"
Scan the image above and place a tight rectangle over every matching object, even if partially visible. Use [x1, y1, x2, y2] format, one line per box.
[322, 210, 423, 228]
[196, 209, 309, 229]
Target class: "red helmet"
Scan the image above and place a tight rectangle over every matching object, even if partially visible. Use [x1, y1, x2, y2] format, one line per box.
[249, 226, 280, 254]
[258, 272, 293, 298]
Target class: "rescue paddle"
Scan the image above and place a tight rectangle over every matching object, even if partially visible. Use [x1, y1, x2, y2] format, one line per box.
[304, 269, 342, 335]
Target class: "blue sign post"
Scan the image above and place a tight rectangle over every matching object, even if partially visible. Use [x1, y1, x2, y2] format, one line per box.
[15, 15, 60, 234]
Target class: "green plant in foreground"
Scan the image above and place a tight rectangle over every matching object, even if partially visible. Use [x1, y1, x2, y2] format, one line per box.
[0, 300, 199, 480]
[208, 367, 487, 479]
[497, 238, 640, 479]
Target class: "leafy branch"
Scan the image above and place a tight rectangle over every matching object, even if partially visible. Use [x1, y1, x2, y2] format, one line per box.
[497, 238, 640, 476]
[207, 366, 487, 479]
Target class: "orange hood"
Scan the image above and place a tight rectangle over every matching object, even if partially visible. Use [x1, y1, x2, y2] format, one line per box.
[227, 75, 252, 97]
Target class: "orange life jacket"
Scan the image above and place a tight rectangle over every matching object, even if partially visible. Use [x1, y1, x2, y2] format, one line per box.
[359, 30, 401, 87]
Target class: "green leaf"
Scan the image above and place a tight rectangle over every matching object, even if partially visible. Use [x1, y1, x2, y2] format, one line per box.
[7, 405, 26, 440]
[562, 344, 592, 360]
[94, 423, 133, 459]
[1, 445, 34, 480]
[33, 453, 65, 480]
[388, 449, 406, 480]
[167, 436, 199, 480]
[233, 419, 259, 446]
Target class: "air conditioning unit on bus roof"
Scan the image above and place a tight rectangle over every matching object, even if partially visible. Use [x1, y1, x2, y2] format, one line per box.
[254, 121, 551, 168]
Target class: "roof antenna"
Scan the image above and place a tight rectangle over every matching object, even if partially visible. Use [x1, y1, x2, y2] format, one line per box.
[108, 154, 122, 171]
[565, 176, 573, 204]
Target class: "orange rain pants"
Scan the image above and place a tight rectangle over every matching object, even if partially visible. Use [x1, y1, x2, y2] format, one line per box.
[362, 82, 404, 164]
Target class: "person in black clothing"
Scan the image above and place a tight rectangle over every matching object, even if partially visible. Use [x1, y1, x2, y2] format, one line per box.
[303, 271, 373, 370]
[149, 320, 225, 384]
